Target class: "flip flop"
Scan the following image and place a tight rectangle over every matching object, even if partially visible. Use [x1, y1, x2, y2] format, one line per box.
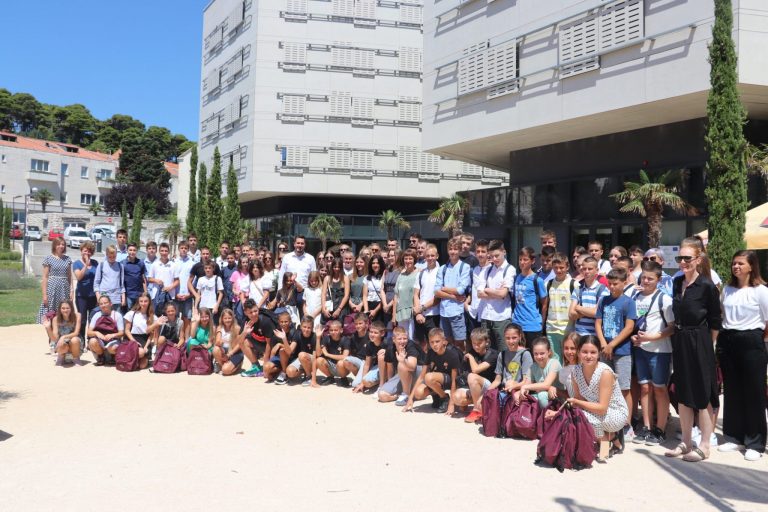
[664, 442, 691, 458]
[682, 447, 709, 462]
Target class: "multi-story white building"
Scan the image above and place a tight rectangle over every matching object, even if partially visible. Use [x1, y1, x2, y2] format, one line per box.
[198, 0, 508, 228]
[422, 0, 768, 251]
[0, 131, 119, 226]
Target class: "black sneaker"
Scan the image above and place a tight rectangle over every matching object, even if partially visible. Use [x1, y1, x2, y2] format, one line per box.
[633, 426, 650, 444]
[646, 427, 666, 446]
[337, 377, 350, 388]
[437, 397, 449, 414]
[94, 355, 105, 366]
[320, 376, 335, 386]
[430, 393, 441, 409]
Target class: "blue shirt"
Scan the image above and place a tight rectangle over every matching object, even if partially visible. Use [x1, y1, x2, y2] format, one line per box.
[572, 280, 610, 335]
[73, 259, 99, 298]
[511, 273, 548, 331]
[596, 294, 637, 356]
[116, 245, 129, 263]
[122, 257, 147, 300]
[94, 260, 125, 305]
[434, 260, 471, 317]
[221, 263, 237, 300]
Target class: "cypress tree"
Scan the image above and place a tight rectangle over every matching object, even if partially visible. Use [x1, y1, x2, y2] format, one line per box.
[187, 145, 198, 234]
[223, 161, 242, 245]
[206, 147, 224, 249]
[120, 201, 129, 232]
[704, 0, 748, 278]
[0, 199, 5, 251]
[130, 197, 144, 246]
[196, 162, 209, 247]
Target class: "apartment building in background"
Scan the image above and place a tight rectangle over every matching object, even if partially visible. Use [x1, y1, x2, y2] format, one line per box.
[198, 0, 508, 241]
[422, 0, 768, 252]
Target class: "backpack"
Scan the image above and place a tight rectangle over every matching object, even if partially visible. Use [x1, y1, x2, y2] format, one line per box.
[480, 388, 506, 437]
[633, 290, 667, 334]
[504, 394, 541, 440]
[438, 261, 469, 295]
[115, 340, 139, 372]
[512, 273, 544, 313]
[536, 399, 563, 439]
[95, 260, 124, 295]
[93, 311, 118, 335]
[187, 345, 212, 375]
[152, 342, 183, 373]
[536, 403, 596, 472]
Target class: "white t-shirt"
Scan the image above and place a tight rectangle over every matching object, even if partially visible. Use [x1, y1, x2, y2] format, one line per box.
[479, 262, 516, 322]
[249, 280, 265, 306]
[598, 259, 612, 276]
[721, 285, 768, 330]
[197, 275, 223, 309]
[414, 266, 440, 316]
[279, 252, 317, 288]
[468, 263, 490, 319]
[148, 260, 179, 299]
[365, 276, 383, 303]
[633, 290, 674, 353]
[124, 310, 149, 334]
[261, 270, 278, 293]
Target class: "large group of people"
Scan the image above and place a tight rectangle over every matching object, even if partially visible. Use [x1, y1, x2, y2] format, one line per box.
[39, 228, 767, 464]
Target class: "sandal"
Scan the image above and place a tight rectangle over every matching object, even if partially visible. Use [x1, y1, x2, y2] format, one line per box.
[682, 447, 709, 462]
[610, 429, 625, 456]
[664, 442, 691, 458]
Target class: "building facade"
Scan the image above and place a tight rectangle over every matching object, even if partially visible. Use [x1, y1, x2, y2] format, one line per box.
[422, 0, 768, 252]
[198, 0, 509, 230]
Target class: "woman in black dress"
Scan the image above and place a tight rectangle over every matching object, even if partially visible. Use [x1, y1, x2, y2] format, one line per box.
[665, 244, 721, 462]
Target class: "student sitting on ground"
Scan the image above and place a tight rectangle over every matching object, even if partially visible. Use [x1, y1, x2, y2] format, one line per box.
[353, 320, 390, 393]
[212, 308, 243, 376]
[312, 320, 349, 387]
[240, 299, 277, 378]
[341, 313, 370, 389]
[454, 327, 499, 424]
[123, 293, 158, 370]
[88, 295, 125, 366]
[378, 326, 425, 405]
[558, 332, 581, 399]
[487, 323, 532, 402]
[284, 316, 319, 385]
[46, 300, 83, 366]
[403, 328, 461, 415]
[156, 302, 184, 349]
[186, 308, 215, 354]
[520, 337, 562, 408]
[263, 311, 295, 383]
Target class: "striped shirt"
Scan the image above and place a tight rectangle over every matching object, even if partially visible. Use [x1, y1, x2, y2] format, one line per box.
[571, 280, 609, 335]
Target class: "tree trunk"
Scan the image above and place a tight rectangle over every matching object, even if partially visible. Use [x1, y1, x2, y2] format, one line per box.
[322, 238, 327, 251]
[647, 207, 663, 249]
[387, 226, 393, 240]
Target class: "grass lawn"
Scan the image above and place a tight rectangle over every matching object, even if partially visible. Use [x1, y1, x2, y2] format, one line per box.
[0, 260, 22, 271]
[0, 288, 40, 326]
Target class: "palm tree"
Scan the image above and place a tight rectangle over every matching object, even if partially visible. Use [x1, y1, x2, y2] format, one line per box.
[428, 193, 469, 238]
[88, 202, 102, 217]
[308, 213, 343, 251]
[610, 169, 698, 248]
[163, 213, 183, 256]
[378, 209, 410, 240]
[33, 188, 54, 213]
[746, 142, 768, 182]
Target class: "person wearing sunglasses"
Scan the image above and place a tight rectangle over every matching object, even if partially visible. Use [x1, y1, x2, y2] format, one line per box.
[639, 249, 674, 296]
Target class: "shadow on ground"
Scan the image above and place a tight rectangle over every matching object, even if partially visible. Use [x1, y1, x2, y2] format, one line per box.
[554, 497, 613, 512]
[0, 389, 22, 405]
[637, 448, 768, 511]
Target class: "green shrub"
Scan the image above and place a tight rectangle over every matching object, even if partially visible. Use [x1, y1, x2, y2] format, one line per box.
[0, 270, 38, 290]
[0, 251, 21, 261]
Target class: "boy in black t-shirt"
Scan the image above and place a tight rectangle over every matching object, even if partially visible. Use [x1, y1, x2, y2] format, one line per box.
[353, 321, 390, 393]
[404, 328, 461, 415]
[340, 313, 370, 389]
[312, 320, 349, 387]
[264, 311, 295, 383]
[378, 327, 424, 405]
[240, 299, 278, 378]
[284, 316, 319, 386]
[453, 328, 499, 423]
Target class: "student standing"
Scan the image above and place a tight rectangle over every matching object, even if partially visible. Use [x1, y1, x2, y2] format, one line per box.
[434, 238, 472, 352]
[193, 262, 224, 322]
[147, 243, 179, 316]
[542, 252, 574, 362]
[73, 241, 99, 339]
[512, 247, 548, 342]
[466, 239, 490, 335]
[94, 245, 125, 311]
[478, 240, 514, 351]
[569, 257, 609, 336]
[174, 241, 196, 337]
[362, 255, 385, 322]
[122, 243, 147, 312]
[413, 244, 440, 348]
[392, 249, 419, 340]
[588, 240, 612, 276]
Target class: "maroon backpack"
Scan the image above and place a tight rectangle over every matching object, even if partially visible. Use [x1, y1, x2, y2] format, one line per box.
[536, 400, 562, 439]
[186, 346, 212, 375]
[93, 312, 118, 335]
[536, 403, 573, 472]
[500, 393, 517, 437]
[153, 343, 183, 374]
[506, 395, 541, 440]
[480, 388, 503, 437]
[571, 407, 598, 469]
[115, 340, 139, 372]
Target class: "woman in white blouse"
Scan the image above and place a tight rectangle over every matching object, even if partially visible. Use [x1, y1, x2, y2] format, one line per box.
[718, 250, 768, 462]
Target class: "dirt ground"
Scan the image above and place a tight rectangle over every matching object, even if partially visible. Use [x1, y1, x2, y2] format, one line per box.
[1, 324, 766, 512]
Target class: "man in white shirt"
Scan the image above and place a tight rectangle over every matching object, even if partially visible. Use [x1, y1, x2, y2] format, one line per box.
[147, 242, 179, 314]
[215, 241, 230, 269]
[466, 240, 491, 333]
[478, 240, 516, 351]
[188, 233, 201, 263]
[413, 244, 441, 346]
[174, 241, 196, 335]
[278, 235, 317, 292]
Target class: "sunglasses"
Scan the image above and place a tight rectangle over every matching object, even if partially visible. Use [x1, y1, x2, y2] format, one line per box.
[675, 255, 695, 263]
[643, 256, 658, 262]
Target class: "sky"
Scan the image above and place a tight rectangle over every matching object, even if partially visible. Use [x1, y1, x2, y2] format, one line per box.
[0, 0, 211, 141]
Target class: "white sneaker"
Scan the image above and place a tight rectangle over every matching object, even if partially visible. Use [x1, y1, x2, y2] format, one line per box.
[710, 433, 718, 447]
[718, 442, 744, 452]
[394, 393, 408, 406]
[744, 449, 763, 461]
[691, 426, 702, 446]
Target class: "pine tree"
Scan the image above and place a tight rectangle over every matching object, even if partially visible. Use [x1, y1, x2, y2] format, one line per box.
[120, 201, 129, 232]
[195, 162, 209, 247]
[223, 160, 242, 244]
[206, 147, 224, 250]
[0, 199, 6, 251]
[187, 145, 198, 234]
[704, 0, 748, 278]
[130, 197, 144, 246]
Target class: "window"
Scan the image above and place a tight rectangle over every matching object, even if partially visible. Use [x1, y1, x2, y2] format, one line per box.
[80, 194, 97, 205]
[81, 166, 89, 179]
[31, 159, 50, 172]
[98, 169, 112, 180]
[99, 196, 105, 205]
[61, 163, 69, 176]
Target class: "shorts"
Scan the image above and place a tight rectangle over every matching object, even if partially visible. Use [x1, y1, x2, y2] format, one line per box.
[228, 351, 245, 367]
[319, 359, 340, 377]
[247, 339, 267, 358]
[440, 314, 467, 341]
[606, 354, 632, 390]
[94, 338, 121, 350]
[344, 356, 364, 370]
[288, 353, 314, 370]
[362, 367, 380, 385]
[269, 355, 282, 367]
[379, 365, 422, 396]
[428, 371, 451, 389]
[176, 297, 194, 319]
[414, 314, 441, 343]
[634, 349, 671, 387]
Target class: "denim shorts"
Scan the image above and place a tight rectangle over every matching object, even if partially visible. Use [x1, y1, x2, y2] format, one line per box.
[606, 354, 632, 391]
[289, 354, 314, 370]
[324, 359, 340, 377]
[176, 297, 194, 319]
[634, 349, 671, 387]
[344, 356, 364, 369]
[379, 365, 422, 396]
[440, 314, 467, 341]
[362, 367, 380, 385]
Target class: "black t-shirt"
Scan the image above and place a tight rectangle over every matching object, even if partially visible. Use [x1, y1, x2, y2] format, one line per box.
[385, 340, 424, 372]
[460, 253, 480, 268]
[345, 332, 370, 359]
[191, 260, 221, 280]
[247, 313, 277, 345]
[321, 335, 345, 359]
[463, 348, 499, 382]
[271, 327, 296, 346]
[425, 345, 462, 375]
[292, 331, 316, 359]
[364, 339, 390, 368]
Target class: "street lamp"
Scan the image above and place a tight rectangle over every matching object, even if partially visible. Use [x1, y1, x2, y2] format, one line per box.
[12, 195, 22, 225]
[21, 187, 37, 276]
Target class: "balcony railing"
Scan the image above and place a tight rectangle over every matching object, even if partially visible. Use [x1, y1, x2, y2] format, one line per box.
[25, 169, 59, 183]
[96, 177, 114, 189]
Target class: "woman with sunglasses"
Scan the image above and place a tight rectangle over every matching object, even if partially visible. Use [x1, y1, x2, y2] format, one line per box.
[664, 243, 721, 462]
[261, 251, 279, 302]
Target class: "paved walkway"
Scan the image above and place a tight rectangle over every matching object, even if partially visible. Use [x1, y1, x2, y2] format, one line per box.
[0, 324, 766, 511]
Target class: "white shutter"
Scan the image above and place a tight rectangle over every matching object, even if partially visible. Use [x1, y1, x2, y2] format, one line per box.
[283, 42, 307, 63]
[228, 2, 245, 32]
[420, 153, 440, 175]
[458, 50, 487, 95]
[399, 4, 422, 24]
[463, 41, 488, 56]
[206, 67, 221, 90]
[228, 148, 242, 171]
[220, 105, 233, 128]
[354, 49, 374, 70]
[286, 0, 307, 13]
[461, 162, 483, 176]
[332, 0, 355, 17]
[354, 0, 376, 21]
[330, 91, 352, 117]
[559, 16, 599, 63]
[398, 101, 421, 123]
[485, 39, 517, 87]
[600, 0, 644, 51]
[397, 146, 420, 173]
[351, 97, 374, 124]
[331, 46, 353, 67]
[208, 26, 223, 49]
[282, 95, 306, 122]
[228, 50, 244, 77]
[329, 144, 351, 169]
[398, 47, 422, 73]
[286, 146, 309, 168]
[351, 150, 373, 171]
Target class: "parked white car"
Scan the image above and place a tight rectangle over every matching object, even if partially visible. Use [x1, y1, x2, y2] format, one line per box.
[64, 227, 91, 248]
[26, 225, 42, 241]
[89, 226, 115, 241]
